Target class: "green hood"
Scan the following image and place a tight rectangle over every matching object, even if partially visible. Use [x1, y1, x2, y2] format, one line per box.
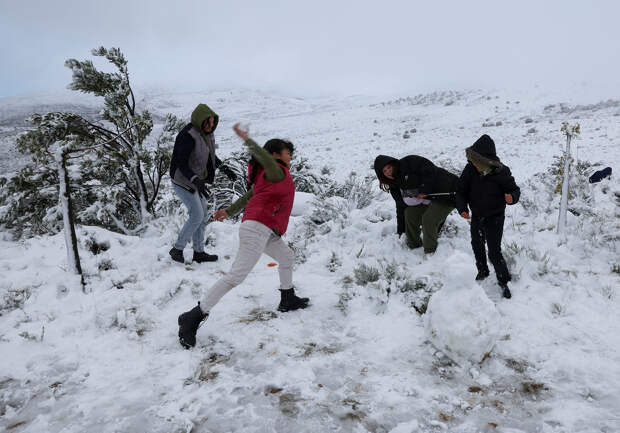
[190, 104, 219, 136]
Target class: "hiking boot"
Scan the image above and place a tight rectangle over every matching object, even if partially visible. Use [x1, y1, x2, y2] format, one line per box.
[178, 303, 208, 349]
[278, 288, 309, 312]
[423, 252, 435, 261]
[169, 247, 184, 263]
[406, 240, 422, 249]
[193, 251, 218, 263]
[499, 282, 512, 299]
[475, 269, 490, 281]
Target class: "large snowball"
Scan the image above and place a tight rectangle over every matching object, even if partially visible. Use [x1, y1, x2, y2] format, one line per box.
[424, 283, 503, 366]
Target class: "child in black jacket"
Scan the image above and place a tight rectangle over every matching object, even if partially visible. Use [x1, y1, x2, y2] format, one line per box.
[456, 135, 520, 299]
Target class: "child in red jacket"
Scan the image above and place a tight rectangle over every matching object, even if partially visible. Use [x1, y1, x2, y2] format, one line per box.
[176, 124, 309, 349]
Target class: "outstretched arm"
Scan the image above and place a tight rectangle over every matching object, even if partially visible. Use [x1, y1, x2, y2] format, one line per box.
[233, 123, 284, 182]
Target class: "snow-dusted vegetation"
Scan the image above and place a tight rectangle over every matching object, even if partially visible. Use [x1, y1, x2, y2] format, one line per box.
[1, 86, 619, 432]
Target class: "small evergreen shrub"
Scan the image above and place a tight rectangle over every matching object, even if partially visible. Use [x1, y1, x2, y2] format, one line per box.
[289, 156, 329, 195]
[0, 287, 32, 315]
[353, 264, 380, 286]
[83, 235, 110, 255]
[327, 252, 342, 273]
[97, 259, 115, 271]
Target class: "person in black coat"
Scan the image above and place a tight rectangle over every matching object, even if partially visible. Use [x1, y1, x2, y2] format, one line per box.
[456, 134, 520, 299]
[374, 154, 458, 254]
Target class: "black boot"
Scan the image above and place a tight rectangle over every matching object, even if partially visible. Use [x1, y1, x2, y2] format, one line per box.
[193, 251, 218, 263]
[406, 240, 422, 249]
[169, 247, 184, 263]
[277, 288, 309, 312]
[475, 269, 490, 281]
[499, 282, 512, 299]
[178, 303, 208, 349]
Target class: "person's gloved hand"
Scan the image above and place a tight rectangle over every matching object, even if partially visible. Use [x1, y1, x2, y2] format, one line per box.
[192, 177, 208, 197]
[213, 209, 229, 221]
[220, 165, 237, 181]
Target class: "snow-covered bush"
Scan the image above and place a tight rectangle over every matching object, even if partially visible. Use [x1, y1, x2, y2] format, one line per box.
[521, 153, 608, 228]
[353, 263, 380, 286]
[321, 172, 378, 210]
[300, 172, 379, 242]
[307, 196, 350, 234]
[550, 156, 593, 206]
[289, 156, 329, 195]
[399, 276, 443, 314]
[204, 151, 250, 220]
[97, 258, 115, 271]
[288, 241, 307, 265]
[341, 259, 442, 315]
[82, 234, 110, 255]
[0, 287, 32, 316]
[326, 252, 342, 272]
[0, 165, 62, 237]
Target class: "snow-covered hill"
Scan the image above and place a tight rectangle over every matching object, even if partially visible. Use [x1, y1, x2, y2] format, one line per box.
[1, 87, 619, 432]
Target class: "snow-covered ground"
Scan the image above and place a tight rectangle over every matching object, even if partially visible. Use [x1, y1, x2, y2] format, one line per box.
[1, 87, 619, 432]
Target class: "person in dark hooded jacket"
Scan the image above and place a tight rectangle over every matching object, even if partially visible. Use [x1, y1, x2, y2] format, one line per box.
[456, 134, 520, 299]
[374, 154, 458, 254]
[168, 103, 237, 264]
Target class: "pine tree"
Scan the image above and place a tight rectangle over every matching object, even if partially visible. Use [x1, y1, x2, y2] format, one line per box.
[64, 47, 184, 228]
[0, 47, 184, 237]
[14, 112, 99, 289]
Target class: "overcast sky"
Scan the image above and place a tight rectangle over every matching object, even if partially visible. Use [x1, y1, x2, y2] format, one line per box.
[1, 0, 619, 98]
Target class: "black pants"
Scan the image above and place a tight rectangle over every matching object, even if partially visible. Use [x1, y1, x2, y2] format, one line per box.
[470, 214, 511, 284]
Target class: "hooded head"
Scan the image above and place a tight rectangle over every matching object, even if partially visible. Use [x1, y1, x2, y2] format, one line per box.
[191, 104, 219, 134]
[466, 134, 503, 175]
[374, 155, 399, 191]
[470, 134, 497, 159]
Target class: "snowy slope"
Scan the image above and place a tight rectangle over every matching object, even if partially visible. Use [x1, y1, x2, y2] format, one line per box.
[1, 87, 619, 433]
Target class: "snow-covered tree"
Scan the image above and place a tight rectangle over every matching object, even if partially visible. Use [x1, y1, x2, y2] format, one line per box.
[0, 47, 184, 237]
[13, 112, 98, 289]
[64, 47, 184, 228]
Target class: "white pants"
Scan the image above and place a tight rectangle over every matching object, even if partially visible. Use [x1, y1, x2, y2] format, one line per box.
[200, 220, 294, 313]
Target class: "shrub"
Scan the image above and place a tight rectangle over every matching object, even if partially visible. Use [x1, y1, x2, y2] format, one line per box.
[353, 264, 380, 286]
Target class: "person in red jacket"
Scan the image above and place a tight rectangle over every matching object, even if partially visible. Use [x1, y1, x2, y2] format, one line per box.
[177, 123, 310, 349]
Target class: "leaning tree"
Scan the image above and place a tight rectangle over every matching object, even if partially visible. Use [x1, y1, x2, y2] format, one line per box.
[0, 47, 184, 237]
[64, 47, 185, 228]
